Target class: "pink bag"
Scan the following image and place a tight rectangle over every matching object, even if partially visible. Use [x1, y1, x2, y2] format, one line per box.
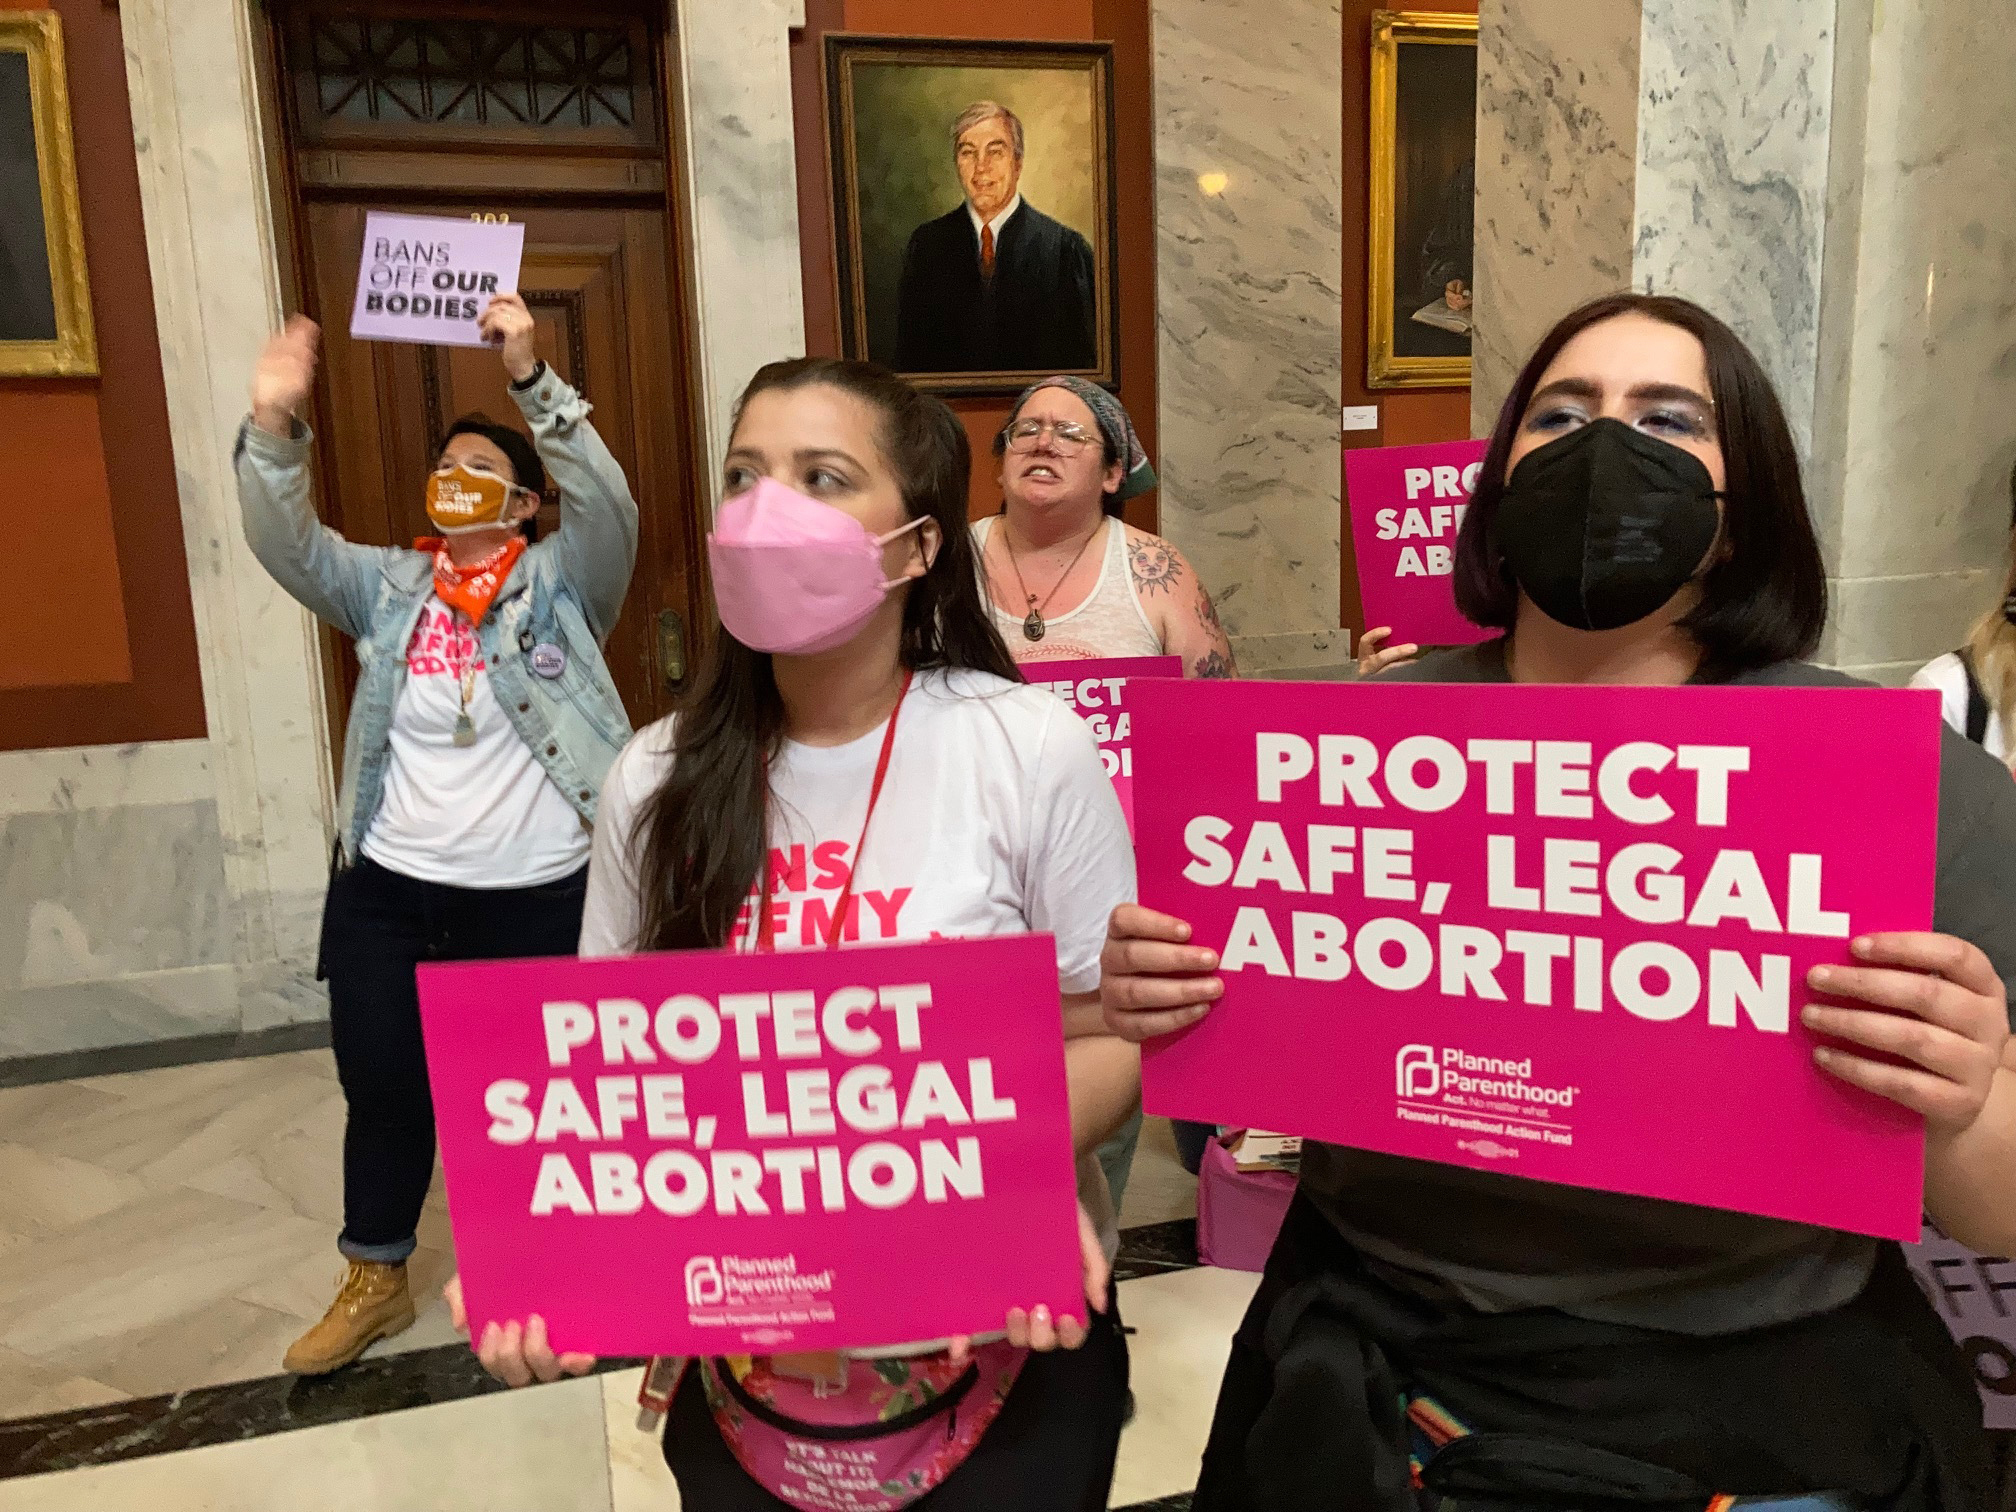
[650, 1344, 1026, 1510]
[1196, 1133, 1297, 1273]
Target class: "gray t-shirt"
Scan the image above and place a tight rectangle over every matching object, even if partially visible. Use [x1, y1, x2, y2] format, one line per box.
[1301, 642, 2016, 1334]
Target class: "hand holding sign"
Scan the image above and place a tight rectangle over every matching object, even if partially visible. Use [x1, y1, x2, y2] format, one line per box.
[1124, 676, 1952, 1238]
[1803, 933, 2010, 1134]
[444, 1276, 597, 1389]
[1356, 627, 1421, 680]
[418, 936, 1085, 1359]
[478, 293, 540, 384]
[1344, 439, 1493, 650]
[350, 211, 526, 349]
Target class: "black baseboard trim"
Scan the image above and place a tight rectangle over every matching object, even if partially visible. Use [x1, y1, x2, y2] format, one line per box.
[0, 1343, 646, 1481]
[0, 1221, 1207, 1481]
[0, 1021, 333, 1091]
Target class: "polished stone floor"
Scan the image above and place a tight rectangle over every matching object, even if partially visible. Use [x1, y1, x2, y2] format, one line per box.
[0, 1052, 461, 1418]
[0, 1051, 1235, 1508]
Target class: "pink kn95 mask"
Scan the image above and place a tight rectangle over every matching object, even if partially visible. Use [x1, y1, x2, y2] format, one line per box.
[708, 477, 927, 656]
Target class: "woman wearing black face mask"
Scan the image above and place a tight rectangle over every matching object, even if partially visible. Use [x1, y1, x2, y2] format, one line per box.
[1102, 294, 2016, 1511]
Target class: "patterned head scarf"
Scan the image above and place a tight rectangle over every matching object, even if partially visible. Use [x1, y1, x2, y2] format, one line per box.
[1000, 376, 1158, 503]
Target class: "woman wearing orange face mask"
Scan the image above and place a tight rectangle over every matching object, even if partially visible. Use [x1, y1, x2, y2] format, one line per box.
[236, 293, 639, 1375]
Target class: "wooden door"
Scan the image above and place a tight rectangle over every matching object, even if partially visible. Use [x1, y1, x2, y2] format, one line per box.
[267, 4, 704, 735]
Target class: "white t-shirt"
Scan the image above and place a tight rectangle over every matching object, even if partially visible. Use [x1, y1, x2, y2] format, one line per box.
[362, 597, 593, 888]
[581, 666, 1137, 1256]
[1910, 650, 2011, 762]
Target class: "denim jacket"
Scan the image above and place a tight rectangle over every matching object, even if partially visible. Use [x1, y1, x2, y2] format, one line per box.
[235, 368, 638, 867]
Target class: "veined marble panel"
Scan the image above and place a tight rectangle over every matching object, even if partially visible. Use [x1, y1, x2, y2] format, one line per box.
[1228, 630, 1353, 676]
[1826, 569, 2000, 686]
[1152, 0, 1343, 646]
[674, 0, 808, 498]
[1634, 0, 1836, 457]
[1471, 0, 1640, 431]
[1825, 3, 2016, 594]
[122, 0, 335, 978]
[0, 967, 239, 1061]
[0, 803, 231, 993]
[0, 741, 212, 816]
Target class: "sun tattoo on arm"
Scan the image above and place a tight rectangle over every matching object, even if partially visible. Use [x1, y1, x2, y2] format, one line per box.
[1127, 535, 1185, 597]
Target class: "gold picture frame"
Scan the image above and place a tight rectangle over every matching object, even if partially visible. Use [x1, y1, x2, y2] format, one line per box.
[0, 10, 97, 378]
[1367, 9, 1476, 390]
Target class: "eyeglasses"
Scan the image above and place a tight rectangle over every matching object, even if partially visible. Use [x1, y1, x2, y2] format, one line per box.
[1003, 418, 1097, 455]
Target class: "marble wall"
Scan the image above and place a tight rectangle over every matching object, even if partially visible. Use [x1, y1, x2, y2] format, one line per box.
[1, 0, 813, 1070]
[1151, 0, 1349, 675]
[675, 0, 808, 489]
[1819, 1, 2016, 682]
[1470, 0, 1638, 433]
[1472, 0, 2016, 682]
[1634, 0, 1836, 457]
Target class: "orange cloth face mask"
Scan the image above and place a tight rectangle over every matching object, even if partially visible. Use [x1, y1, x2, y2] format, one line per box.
[425, 462, 523, 535]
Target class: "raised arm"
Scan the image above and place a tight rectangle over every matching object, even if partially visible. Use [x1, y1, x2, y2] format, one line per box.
[484, 295, 640, 643]
[236, 316, 391, 640]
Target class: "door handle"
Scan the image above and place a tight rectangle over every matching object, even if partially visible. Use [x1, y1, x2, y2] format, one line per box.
[656, 608, 687, 688]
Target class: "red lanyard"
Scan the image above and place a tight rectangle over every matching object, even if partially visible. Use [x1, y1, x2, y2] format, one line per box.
[755, 669, 912, 952]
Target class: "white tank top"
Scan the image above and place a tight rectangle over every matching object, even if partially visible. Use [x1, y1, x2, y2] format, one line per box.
[973, 514, 1165, 665]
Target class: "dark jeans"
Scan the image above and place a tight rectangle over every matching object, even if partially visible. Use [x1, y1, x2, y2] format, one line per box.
[663, 1297, 1131, 1510]
[321, 856, 587, 1263]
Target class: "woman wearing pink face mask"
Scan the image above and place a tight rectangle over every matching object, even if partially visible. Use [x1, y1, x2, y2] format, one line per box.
[449, 357, 1141, 1511]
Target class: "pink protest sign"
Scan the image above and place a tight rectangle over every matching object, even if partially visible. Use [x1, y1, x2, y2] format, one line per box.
[1345, 439, 1492, 648]
[1023, 656, 1180, 836]
[1131, 677, 1943, 1239]
[349, 211, 525, 348]
[1907, 1223, 2016, 1427]
[416, 934, 1083, 1357]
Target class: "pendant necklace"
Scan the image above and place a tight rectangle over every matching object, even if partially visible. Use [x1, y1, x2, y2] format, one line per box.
[452, 656, 479, 748]
[1002, 520, 1101, 642]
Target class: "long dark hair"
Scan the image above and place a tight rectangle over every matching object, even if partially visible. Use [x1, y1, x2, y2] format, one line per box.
[635, 358, 1021, 951]
[1451, 292, 1828, 679]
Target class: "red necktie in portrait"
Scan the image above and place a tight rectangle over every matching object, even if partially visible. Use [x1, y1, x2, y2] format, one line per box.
[980, 224, 996, 278]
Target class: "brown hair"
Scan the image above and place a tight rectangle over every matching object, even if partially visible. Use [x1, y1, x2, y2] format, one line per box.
[633, 358, 1021, 952]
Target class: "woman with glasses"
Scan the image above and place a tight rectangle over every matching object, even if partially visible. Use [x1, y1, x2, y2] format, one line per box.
[974, 377, 1236, 1222]
[977, 378, 1234, 678]
[237, 295, 638, 1375]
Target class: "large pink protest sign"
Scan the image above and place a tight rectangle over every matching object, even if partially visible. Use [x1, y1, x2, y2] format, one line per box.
[416, 935, 1083, 1357]
[1907, 1223, 2016, 1428]
[1131, 677, 1943, 1239]
[1345, 439, 1492, 648]
[349, 211, 525, 348]
[1023, 656, 1180, 837]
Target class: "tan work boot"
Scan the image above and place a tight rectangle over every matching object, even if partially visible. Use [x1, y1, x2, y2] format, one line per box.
[282, 1260, 415, 1374]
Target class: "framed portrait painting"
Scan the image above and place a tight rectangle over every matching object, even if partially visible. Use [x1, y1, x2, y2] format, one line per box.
[0, 10, 96, 377]
[1366, 10, 1476, 390]
[825, 35, 1117, 396]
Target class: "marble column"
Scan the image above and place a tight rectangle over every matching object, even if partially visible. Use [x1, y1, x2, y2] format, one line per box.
[672, 0, 808, 497]
[1472, 0, 2016, 682]
[1817, 1, 2016, 682]
[1152, 0, 1349, 675]
[1470, 0, 1638, 434]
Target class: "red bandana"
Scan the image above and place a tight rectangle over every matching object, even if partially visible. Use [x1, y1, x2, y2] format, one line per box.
[419, 536, 526, 626]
